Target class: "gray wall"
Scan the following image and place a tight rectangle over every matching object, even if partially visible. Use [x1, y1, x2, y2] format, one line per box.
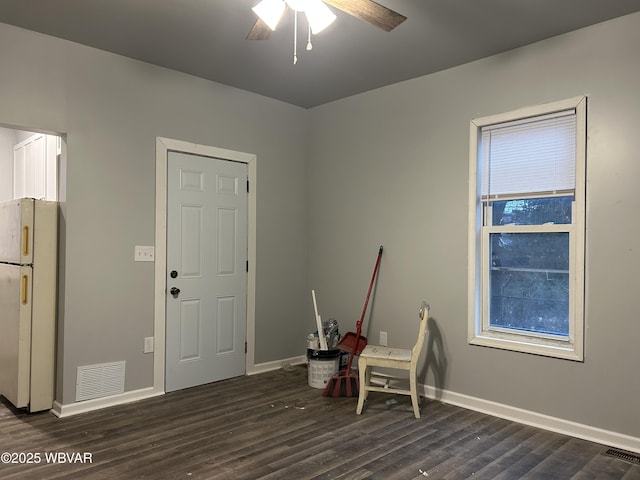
[0, 127, 16, 202]
[1, 9, 638, 440]
[0, 22, 310, 404]
[307, 12, 640, 438]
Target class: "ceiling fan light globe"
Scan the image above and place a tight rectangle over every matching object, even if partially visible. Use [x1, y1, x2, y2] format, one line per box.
[252, 0, 286, 31]
[305, 0, 336, 34]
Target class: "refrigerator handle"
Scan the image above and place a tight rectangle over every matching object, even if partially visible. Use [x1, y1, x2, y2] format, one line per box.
[23, 226, 29, 256]
[22, 275, 28, 305]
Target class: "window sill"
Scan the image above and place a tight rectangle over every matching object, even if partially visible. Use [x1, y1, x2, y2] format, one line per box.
[468, 333, 583, 361]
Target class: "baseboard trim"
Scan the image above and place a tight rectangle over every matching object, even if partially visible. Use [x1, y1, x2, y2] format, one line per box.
[50, 355, 309, 417]
[421, 384, 640, 455]
[48, 361, 639, 454]
[247, 355, 307, 376]
[51, 387, 164, 418]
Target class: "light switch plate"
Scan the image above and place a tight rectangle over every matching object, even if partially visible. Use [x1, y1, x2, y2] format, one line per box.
[379, 331, 388, 347]
[144, 337, 154, 353]
[135, 246, 155, 262]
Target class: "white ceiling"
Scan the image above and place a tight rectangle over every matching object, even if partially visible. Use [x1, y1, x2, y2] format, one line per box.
[1, 0, 638, 108]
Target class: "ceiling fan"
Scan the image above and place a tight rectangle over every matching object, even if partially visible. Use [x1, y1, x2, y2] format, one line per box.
[247, 0, 407, 40]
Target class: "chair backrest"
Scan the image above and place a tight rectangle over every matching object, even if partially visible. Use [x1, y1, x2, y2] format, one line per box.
[411, 301, 430, 358]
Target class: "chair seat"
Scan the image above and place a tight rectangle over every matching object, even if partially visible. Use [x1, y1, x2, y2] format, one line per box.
[360, 345, 412, 362]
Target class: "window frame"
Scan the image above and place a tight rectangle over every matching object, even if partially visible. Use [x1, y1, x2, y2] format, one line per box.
[467, 97, 586, 361]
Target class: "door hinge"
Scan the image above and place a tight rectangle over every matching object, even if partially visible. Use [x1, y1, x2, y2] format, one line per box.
[246, 178, 249, 193]
[246, 260, 249, 272]
[245, 341, 248, 353]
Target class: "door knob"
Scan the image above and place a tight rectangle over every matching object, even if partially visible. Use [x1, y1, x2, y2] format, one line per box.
[170, 287, 180, 296]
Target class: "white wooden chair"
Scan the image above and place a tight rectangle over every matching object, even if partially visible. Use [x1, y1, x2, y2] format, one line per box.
[356, 301, 430, 418]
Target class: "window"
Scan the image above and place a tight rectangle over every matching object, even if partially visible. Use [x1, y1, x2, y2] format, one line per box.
[468, 97, 586, 360]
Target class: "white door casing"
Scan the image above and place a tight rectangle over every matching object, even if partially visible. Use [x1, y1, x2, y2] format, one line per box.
[154, 138, 257, 395]
[165, 151, 247, 391]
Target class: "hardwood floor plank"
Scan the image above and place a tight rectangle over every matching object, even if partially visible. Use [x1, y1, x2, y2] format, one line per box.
[570, 453, 635, 480]
[1, 366, 638, 480]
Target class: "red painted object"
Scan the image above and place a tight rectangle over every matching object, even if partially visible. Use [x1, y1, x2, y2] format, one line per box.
[323, 245, 383, 397]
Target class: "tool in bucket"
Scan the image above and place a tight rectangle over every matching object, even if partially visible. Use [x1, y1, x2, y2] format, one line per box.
[312, 289, 328, 350]
[323, 245, 383, 397]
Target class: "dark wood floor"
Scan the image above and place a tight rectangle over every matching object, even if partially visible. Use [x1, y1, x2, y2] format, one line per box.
[1, 365, 638, 479]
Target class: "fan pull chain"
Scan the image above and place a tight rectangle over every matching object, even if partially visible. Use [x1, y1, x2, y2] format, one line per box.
[293, 10, 298, 64]
[307, 21, 313, 50]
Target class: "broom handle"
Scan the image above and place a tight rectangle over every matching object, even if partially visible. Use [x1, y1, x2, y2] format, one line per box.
[346, 245, 383, 370]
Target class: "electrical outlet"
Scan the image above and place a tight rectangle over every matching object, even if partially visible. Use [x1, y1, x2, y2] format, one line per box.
[135, 246, 155, 262]
[379, 331, 388, 346]
[144, 336, 154, 353]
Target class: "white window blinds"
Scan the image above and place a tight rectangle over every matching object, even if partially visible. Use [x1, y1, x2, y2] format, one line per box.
[481, 110, 577, 201]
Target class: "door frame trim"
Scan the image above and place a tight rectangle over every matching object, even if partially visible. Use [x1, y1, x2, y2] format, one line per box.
[154, 137, 257, 393]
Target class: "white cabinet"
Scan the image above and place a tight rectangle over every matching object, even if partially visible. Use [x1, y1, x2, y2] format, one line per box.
[13, 133, 58, 201]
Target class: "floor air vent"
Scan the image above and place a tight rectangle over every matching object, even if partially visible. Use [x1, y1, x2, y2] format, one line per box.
[603, 448, 640, 465]
[76, 361, 126, 402]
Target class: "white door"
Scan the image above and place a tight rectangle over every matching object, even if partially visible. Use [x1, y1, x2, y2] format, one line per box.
[165, 151, 248, 392]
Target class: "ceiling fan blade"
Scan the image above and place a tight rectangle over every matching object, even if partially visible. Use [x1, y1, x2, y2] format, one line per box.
[246, 18, 272, 40]
[323, 0, 406, 32]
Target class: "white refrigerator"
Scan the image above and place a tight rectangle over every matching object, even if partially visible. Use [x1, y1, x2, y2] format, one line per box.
[0, 198, 58, 412]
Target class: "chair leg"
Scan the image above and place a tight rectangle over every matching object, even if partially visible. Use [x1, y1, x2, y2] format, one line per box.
[356, 359, 369, 415]
[409, 373, 420, 419]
